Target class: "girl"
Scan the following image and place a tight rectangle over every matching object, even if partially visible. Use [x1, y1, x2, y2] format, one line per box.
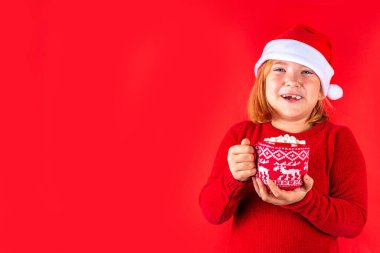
[199, 24, 367, 253]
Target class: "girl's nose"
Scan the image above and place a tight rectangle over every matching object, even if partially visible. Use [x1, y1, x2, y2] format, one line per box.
[285, 80, 300, 87]
[284, 73, 301, 87]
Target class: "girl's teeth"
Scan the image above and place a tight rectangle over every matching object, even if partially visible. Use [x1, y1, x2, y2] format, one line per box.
[281, 94, 302, 100]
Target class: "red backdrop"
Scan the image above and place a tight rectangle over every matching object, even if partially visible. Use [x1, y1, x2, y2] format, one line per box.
[1, 0, 379, 252]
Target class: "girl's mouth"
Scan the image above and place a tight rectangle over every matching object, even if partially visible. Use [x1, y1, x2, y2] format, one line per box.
[280, 94, 303, 102]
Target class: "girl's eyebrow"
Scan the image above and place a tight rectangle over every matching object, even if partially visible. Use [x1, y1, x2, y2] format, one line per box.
[301, 66, 314, 71]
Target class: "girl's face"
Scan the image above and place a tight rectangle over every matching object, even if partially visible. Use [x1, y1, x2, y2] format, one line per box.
[265, 60, 324, 122]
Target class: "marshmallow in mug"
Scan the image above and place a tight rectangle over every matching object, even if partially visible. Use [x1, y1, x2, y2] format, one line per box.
[264, 134, 306, 145]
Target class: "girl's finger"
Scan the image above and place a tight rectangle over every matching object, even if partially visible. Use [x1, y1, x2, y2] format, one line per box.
[302, 174, 314, 192]
[234, 153, 255, 163]
[229, 145, 254, 155]
[256, 178, 270, 201]
[252, 177, 261, 197]
[267, 179, 282, 198]
[233, 162, 255, 172]
[233, 169, 256, 182]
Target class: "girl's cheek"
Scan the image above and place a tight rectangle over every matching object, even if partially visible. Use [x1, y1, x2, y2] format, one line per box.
[266, 77, 276, 84]
[269, 75, 283, 83]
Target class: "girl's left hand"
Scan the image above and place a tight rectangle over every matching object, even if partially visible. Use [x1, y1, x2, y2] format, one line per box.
[252, 174, 314, 206]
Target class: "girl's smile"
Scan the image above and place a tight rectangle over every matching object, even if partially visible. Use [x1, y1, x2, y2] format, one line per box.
[280, 94, 303, 102]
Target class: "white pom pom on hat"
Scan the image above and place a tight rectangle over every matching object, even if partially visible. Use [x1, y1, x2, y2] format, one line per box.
[327, 84, 343, 100]
[254, 24, 343, 100]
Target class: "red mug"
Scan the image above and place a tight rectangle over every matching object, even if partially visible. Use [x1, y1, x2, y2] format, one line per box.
[255, 141, 310, 190]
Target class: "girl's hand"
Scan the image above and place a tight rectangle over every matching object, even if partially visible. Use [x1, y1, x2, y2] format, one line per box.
[252, 174, 314, 205]
[227, 138, 257, 182]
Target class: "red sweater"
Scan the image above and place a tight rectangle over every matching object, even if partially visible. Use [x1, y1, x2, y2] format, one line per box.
[199, 121, 367, 253]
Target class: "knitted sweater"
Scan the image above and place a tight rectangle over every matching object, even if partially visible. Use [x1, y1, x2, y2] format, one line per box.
[199, 121, 367, 253]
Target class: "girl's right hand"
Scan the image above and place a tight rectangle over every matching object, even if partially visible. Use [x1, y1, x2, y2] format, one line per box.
[227, 138, 257, 182]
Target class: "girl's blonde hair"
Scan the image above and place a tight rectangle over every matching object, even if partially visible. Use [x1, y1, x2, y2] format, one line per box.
[248, 60, 332, 124]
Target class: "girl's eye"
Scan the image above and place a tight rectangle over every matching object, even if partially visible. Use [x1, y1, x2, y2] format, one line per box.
[273, 67, 285, 72]
[302, 70, 314, 75]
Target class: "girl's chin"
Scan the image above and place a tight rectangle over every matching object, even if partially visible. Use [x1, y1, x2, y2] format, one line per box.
[273, 112, 310, 122]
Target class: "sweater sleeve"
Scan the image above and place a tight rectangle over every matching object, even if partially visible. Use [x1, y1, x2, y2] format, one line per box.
[282, 127, 368, 238]
[199, 122, 251, 224]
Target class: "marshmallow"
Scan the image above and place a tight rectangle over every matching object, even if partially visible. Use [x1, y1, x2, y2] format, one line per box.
[264, 134, 306, 145]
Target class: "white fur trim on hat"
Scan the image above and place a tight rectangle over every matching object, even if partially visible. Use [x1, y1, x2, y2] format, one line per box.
[254, 39, 339, 99]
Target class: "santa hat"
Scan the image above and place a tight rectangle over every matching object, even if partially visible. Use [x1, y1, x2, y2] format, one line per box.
[254, 24, 343, 100]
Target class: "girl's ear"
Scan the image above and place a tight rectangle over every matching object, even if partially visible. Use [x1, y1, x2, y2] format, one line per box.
[318, 92, 325, 100]
[318, 86, 325, 100]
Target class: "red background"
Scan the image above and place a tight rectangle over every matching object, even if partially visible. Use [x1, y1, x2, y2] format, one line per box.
[1, 1, 379, 252]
